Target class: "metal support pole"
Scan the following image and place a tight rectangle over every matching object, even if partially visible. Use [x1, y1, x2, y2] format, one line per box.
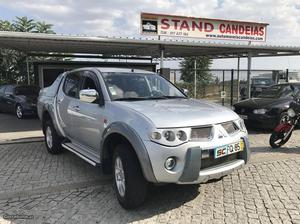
[160, 46, 164, 70]
[286, 69, 289, 82]
[237, 57, 240, 102]
[247, 53, 252, 99]
[230, 69, 234, 106]
[222, 70, 225, 106]
[194, 59, 197, 98]
[26, 55, 30, 85]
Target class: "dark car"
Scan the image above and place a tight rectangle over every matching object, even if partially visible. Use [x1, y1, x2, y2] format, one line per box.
[233, 83, 300, 129]
[0, 84, 40, 119]
[251, 77, 275, 98]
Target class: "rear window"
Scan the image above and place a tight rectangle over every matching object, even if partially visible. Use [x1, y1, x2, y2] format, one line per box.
[45, 73, 64, 97]
[63, 72, 81, 98]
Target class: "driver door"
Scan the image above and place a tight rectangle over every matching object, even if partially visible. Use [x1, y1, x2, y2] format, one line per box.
[71, 71, 106, 153]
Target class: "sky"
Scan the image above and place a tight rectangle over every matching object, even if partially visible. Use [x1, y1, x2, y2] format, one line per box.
[0, 0, 300, 70]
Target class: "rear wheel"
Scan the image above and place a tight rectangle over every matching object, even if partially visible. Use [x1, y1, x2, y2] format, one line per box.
[16, 104, 24, 119]
[44, 120, 62, 154]
[269, 130, 292, 148]
[113, 144, 148, 209]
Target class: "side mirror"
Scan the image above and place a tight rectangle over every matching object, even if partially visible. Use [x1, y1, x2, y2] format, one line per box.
[79, 89, 99, 103]
[181, 88, 189, 96]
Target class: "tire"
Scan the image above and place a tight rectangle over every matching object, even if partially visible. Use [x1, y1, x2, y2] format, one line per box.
[113, 144, 148, 209]
[44, 119, 62, 154]
[15, 104, 24, 119]
[269, 130, 292, 148]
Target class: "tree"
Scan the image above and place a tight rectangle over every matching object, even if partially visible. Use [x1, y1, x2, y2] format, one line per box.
[0, 20, 13, 31]
[35, 21, 55, 34]
[180, 56, 212, 85]
[0, 17, 56, 85]
[13, 16, 35, 32]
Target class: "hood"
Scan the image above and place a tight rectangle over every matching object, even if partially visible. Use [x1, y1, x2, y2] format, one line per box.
[234, 97, 290, 109]
[115, 99, 239, 128]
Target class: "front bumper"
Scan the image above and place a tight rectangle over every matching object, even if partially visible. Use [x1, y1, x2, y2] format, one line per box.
[143, 131, 249, 184]
[240, 113, 278, 129]
[178, 158, 244, 184]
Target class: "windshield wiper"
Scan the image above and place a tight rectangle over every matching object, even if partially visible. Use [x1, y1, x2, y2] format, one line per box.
[114, 96, 187, 101]
[161, 96, 187, 99]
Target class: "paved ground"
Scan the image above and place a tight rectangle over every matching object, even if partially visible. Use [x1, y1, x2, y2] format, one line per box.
[0, 114, 43, 142]
[0, 130, 299, 224]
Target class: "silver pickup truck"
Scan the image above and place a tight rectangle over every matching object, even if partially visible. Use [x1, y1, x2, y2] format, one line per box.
[38, 67, 250, 209]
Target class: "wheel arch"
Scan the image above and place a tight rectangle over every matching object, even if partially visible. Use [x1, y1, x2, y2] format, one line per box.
[41, 110, 52, 134]
[101, 122, 157, 183]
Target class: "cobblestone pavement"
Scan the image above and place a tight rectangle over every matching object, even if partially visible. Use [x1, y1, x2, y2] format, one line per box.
[0, 130, 299, 224]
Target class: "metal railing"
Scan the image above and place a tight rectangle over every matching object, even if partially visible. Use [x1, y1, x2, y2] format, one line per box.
[171, 69, 292, 106]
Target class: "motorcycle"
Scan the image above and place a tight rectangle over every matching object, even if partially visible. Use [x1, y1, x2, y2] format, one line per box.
[269, 99, 300, 148]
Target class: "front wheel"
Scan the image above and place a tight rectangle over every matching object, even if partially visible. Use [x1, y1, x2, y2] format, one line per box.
[269, 130, 292, 148]
[44, 120, 63, 154]
[16, 105, 24, 119]
[113, 144, 148, 209]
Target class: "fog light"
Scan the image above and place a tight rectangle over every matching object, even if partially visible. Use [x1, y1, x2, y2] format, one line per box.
[164, 157, 176, 170]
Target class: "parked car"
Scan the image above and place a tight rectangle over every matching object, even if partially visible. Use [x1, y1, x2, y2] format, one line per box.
[0, 84, 39, 119]
[38, 68, 250, 209]
[233, 83, 300, 129]
[251, 77, 275, 98]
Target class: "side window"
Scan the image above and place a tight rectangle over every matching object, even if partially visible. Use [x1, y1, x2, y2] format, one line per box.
[81, 72, 101, 104]
[82, 76, 97, 90]
[4, 86, 13, 95]
[63, 72, 81, 98]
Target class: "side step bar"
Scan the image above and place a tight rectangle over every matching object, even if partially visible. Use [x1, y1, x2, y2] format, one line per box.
[61, 143, 99, 166]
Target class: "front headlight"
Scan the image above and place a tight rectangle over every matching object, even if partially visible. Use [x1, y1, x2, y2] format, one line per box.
[150, 128, 189, 146]
[237, 119, 247, 132]
[287, 108, 296, 118]
[163, 130, 176, 141]
[253, 109, 267, 114]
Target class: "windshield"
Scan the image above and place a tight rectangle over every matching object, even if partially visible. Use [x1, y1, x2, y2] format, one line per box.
[252, 78, 272, 85]
[257, 85, 293, 98]
[102, 72, 186, 101]
[15, 86, 39, 96]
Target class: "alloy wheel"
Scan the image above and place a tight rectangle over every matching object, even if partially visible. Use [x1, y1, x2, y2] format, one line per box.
[16, 106, 23, 118]
[46, 126, 53, 149]
[115, 157, 126, 197]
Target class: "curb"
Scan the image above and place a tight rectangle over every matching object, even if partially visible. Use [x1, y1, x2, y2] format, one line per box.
[0, 137, 44, 145]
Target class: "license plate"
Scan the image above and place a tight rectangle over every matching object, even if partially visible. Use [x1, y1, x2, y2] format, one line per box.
[256, 87, 262, 91]
[214, 140, 244, 159]
[239, 114, 248, 120]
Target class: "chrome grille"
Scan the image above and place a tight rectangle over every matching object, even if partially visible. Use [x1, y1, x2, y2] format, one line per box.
[190, 127, 212, 140]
